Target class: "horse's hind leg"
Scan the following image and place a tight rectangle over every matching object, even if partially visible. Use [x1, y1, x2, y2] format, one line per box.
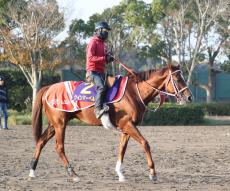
[54, 124, 80, 182]
[115, 133, 130, 182]
[29, 124, 55, 178]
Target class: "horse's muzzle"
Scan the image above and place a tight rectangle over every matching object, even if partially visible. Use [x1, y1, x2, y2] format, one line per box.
[187, 95, 192, 103]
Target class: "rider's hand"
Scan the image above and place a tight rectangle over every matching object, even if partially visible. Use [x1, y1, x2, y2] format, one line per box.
[127, 69, 140, 82]
[106, 54, 115, 63]
[129, 69, 137, 76]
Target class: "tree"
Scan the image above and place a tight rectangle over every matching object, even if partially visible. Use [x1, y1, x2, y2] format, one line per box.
[150, 0, 229, 103]
[0, 0, 64, 104]
[63, 19, 92, 69]
[192, 2, 229, 102]
[186, 0, 228, 84]
[194, 40, 226, 102]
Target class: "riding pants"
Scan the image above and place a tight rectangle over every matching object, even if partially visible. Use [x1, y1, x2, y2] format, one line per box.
[0, 102, 8, 129]
[88, 71, 107, 110]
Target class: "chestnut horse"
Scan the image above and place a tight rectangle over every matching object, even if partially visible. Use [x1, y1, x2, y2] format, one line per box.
[29, 64, 192, 182]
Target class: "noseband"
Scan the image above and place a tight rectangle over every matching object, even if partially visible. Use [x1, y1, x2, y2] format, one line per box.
[136, 69, 189, 111]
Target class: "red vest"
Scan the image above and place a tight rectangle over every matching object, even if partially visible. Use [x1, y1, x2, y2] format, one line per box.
[86, 36, 107, 74]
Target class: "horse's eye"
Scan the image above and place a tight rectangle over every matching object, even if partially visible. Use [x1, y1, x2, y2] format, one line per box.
[175, 75, 180, 81]
[176, 77, 183, 83]
[176, 73, 183, 82]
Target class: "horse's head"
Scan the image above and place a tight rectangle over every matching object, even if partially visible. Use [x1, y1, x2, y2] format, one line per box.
[164, 64, 193, 104]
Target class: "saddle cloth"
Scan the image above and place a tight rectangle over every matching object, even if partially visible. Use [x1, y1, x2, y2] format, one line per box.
[45, 76, 128, 112]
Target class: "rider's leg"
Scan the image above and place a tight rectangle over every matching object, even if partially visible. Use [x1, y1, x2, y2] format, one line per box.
[0, 103, 2, 129]
[2, 103, 8, 129]
[89, 72, 108, 119]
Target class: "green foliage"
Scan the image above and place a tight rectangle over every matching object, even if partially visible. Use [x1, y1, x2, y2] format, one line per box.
[220, 56, 230, 74]
[0, 0, 11, 24]
[0, 67, 60, 112]
[151, 0, 165, 22]
[199, 102, 230, 116]
[42, 70, 60, 86]
[142, 102, 230, 126]
[69, 19, 93, 38]
[124, 0, 150, 27]
[0, 68, 32, 111]
[142, 103, 204, 125]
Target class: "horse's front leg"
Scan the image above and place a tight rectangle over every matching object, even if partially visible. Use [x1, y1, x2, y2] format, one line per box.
[123, 121, 157, 182]
[115, 133, 130, 182]
[55, 125, 80, 182]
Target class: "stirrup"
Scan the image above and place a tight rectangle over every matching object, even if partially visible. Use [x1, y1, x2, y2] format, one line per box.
[95, 105, 109, 119]
[102, 104, 109, 112]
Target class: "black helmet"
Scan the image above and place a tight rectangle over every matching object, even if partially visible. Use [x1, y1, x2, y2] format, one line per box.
[0, 75, 4, 81]
[95, 21, 111, 31]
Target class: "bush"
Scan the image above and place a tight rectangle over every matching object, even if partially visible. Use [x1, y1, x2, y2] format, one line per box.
[0, 69, 32, 111]
[8, 103, 229, 126]
[0, 68, 60, 112]
[142, 103, 204, 125]
[199, 103, 230, 116]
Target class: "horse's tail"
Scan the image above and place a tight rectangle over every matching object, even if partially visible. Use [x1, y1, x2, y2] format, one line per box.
[32, 86, 49, 143]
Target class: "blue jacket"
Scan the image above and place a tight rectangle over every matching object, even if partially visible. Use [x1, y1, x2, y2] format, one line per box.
[0, 85, 7, 103]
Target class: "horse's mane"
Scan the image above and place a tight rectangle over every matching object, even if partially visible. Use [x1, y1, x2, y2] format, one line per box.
[136, 67, 167, 81]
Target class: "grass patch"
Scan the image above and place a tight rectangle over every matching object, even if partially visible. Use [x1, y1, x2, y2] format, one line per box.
[8, 110, 87, 126]
[203, 116, 230, 126]
[8, 110, 31, 125]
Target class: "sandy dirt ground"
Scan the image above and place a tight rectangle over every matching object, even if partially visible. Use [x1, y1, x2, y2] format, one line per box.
[0, 125, 230, 191]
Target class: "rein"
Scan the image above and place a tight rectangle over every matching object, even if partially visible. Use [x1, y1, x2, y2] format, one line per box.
[114, 58, 189, 111]
[136, 69, 189, 112]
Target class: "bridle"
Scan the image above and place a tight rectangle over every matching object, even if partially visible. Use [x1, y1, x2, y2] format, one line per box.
[164, 70, 189, 99]
[136, 69, 189, 112]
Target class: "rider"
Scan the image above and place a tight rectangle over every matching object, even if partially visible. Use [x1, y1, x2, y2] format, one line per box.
[86, 21, 114, 119]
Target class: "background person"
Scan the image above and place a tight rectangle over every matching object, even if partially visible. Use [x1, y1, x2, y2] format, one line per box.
[0, 76, 8, 130]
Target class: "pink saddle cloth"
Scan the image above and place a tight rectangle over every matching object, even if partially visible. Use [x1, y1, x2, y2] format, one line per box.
[45, 77, 128, 112]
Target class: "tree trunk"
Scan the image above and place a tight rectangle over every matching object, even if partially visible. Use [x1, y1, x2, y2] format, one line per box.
[195, 60, 214, 103]
[31, 51, 42, 106]
[206, 86, 212, 103]
[186, 23, 203, 84]
[196, 44, 222, 103]
[206, 60, 214, 103]
[32, 72, 42, 106]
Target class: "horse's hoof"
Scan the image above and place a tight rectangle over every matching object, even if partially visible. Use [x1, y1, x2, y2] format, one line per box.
[149, 175, 157, 182]
[68, 176, 80, 182]
[73, 176, 80, 182]
[29, 169, 36, 178]
[118, 176, 126, 182]
[28, 176, 35, 181]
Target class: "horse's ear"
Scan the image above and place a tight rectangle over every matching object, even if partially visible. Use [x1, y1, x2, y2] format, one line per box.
[167, 63, 172, 70]
[176, 64, 181, 70]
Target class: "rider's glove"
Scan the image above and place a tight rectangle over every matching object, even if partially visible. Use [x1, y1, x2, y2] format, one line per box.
[106, 54, 115, 63]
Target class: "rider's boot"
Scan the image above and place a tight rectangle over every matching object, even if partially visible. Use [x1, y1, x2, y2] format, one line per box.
[95, 104, 109, 119]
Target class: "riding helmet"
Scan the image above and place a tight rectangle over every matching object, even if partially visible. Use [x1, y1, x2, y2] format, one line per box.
[95, 21, 111, 31]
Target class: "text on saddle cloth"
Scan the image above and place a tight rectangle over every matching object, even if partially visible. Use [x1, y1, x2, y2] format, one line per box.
[72, 75, 123, 103]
